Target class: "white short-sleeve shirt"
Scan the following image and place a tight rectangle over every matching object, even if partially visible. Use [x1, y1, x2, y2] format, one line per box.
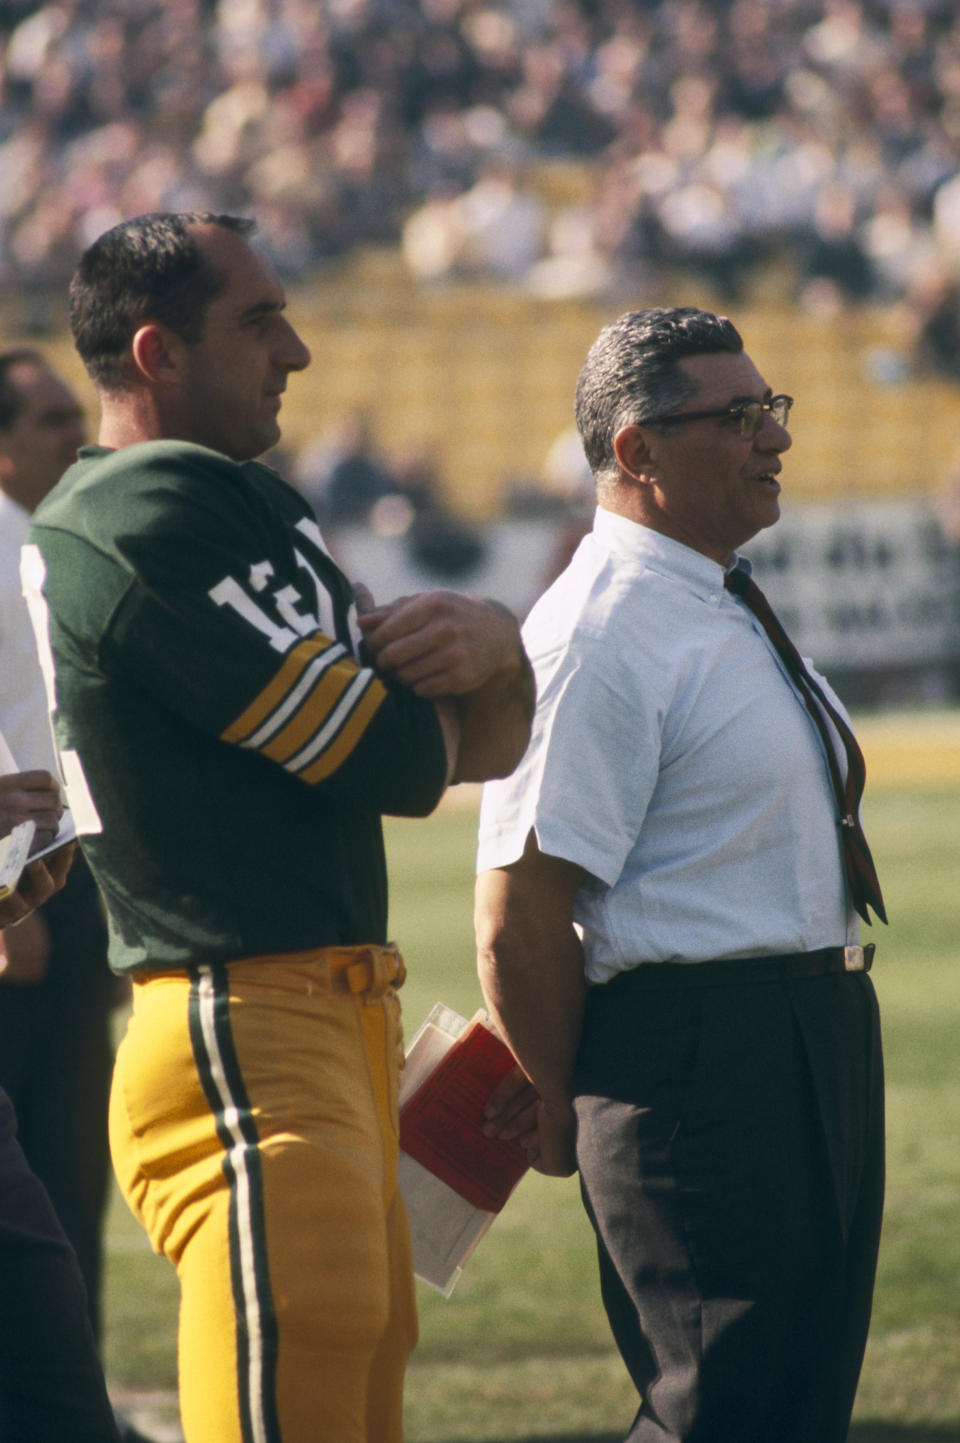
[0, 493, 58, 773]
[477, 508, 858, 984]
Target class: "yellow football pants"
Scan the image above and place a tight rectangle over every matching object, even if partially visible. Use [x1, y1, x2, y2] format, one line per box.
[109, 946, 417, 1443]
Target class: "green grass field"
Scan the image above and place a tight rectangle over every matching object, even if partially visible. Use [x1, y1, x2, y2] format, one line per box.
[101, 739, 960, 1442]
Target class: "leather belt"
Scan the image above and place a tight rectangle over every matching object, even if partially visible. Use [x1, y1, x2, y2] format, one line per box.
[313, 944, 406, 997]
[173, 943, 407, 1000]
[606, 944, 875, 989]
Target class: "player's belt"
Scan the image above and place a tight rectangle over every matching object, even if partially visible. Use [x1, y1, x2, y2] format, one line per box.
[606, 944, 874, 989]
[211, 942, 407, 999]
[317, 943, 407, 998]
[137, 944, 407, 1001]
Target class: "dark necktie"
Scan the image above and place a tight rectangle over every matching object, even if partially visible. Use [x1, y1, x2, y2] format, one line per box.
[724, 565, 887, 927]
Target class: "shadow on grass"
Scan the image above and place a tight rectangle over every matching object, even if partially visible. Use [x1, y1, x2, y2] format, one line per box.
[453, 1431, 960, 1443]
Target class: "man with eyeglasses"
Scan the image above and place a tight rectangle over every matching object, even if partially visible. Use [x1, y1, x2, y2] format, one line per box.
[476, 307, 884, 1442]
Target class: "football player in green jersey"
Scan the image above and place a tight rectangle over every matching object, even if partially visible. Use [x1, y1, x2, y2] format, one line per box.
[26, 212, 535, 1443]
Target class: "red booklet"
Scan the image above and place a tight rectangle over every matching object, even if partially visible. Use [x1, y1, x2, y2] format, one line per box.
[399, 1019, 530, 1213]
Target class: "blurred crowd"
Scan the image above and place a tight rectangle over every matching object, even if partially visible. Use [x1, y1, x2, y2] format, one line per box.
[4, 0, 960, 372]
[293, 407, 594, 528]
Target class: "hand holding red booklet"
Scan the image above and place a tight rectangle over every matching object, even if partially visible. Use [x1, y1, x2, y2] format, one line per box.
[400, 1017, 529, 1213]
[397, 1005, 530, 1295]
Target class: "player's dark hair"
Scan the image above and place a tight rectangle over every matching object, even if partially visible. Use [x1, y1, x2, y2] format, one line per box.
[0, 347, 46, 429]
[69, 212, 256, 391]
[575, 307, 744, 482]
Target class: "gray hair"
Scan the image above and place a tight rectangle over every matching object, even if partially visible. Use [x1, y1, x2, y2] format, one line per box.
[574, 307, 743, 482]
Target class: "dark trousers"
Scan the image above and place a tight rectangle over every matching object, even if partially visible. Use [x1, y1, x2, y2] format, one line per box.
[0, 857, 113, 1340]
[0, 1087, 119, 1442]
[574, 971, 884, 1443]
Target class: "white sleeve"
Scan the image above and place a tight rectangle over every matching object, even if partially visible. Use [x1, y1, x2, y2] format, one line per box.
[477, 625, 663, 886]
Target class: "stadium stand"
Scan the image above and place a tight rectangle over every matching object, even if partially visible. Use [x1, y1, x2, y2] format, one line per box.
[1, 1, 960, 309]
[2, 0, 960, 515]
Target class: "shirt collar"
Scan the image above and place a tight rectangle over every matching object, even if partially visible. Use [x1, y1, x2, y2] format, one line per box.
[593, 505, 731, 601]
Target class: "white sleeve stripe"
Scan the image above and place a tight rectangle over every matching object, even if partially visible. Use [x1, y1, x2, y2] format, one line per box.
[241, 643, 349, 749]
[284, 670, 377, 773]
[194, 968, 273, 1443]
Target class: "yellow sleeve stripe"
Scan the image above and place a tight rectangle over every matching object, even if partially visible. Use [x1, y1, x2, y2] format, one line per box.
[298, 682, 388, 785]
[285, 668, 385, 773]
[219, 632, 389, 783]
[220, 634, 338, 745]
[259, 659, 370, 764]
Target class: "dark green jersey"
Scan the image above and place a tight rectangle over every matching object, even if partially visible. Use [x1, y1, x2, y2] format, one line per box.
[27, 441, 447, 973]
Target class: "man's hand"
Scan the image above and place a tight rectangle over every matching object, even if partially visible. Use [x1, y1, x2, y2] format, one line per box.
[359, 590, 534, 783]
[0, 842, 76, 931]
[481, 1065, 578, 1177]
[482, 1064, 540, 1150]
[0, 910, 51, 982]
[358, 591, 523, 698]
[529, 1101, 578, 1177]
[476, 837, 586, 1176]
[0, 770, 63, 852]
[352, 581, 376, 616]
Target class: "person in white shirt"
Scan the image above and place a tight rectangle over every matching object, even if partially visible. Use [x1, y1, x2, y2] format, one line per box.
[0, 348, 116, 1343]
[0, 351, 87, 769]
[476, 307, 885, 1443]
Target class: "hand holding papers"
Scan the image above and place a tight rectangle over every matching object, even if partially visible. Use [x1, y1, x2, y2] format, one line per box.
[0, 821, 36, 903]
[398, 1003, 531, 1297]
[0, 732, 75, 901]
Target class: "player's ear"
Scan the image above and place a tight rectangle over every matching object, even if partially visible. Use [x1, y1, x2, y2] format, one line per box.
[613, 424, 655, 483]
[130, 323, 185, 386]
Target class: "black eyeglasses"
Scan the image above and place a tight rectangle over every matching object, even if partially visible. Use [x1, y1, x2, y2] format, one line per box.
[649, 393, 793, 439]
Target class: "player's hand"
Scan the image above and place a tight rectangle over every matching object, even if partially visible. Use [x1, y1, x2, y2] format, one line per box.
[482, 1064, 540, 1150]
[352, 581, 377, 616]
[357, 592, 523, 697]
[0, 770, 63, 851]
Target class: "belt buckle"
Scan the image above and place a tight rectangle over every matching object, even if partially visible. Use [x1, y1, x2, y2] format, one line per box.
[347, 947, 398, 1001]
[365, 950, 392, 1000]
[842, 944, 874, 973]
